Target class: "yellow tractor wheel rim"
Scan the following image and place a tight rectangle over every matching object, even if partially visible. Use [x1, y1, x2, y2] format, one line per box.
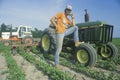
[101, 47, 112, 58]
[42, 34, 50, 51]
[77, 49, 89, 63]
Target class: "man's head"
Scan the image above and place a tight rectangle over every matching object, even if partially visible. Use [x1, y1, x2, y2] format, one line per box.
[65, 5, 72, 15]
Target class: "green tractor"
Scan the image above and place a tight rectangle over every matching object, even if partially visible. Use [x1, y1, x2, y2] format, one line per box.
[39, 21, 118, 67]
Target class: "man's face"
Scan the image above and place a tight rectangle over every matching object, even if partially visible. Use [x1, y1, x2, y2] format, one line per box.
[65, 9, 72, 15]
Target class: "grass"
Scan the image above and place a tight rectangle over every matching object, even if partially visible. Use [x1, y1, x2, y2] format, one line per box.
[112, 38, 120, 53]
[112, 38, 120, 65]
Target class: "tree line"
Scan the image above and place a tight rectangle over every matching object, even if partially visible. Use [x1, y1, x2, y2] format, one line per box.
[0, 23, 42, 38]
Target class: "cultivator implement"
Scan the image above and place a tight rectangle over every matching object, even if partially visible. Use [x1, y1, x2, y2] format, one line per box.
[11, 42, 39, 55]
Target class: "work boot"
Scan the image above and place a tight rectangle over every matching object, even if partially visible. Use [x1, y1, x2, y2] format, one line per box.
[55, 64, 62, 69]
[75, 41, 84, 47]
[55, 64, 60, 68]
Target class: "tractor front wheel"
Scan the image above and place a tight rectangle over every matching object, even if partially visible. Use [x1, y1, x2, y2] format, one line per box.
[75, 43, 97, 67]
[98, 42, 118, 59]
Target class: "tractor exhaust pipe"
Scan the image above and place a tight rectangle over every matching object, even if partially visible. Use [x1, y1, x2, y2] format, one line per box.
[10, 24, 12, 37]
[84, 9, 89, 22]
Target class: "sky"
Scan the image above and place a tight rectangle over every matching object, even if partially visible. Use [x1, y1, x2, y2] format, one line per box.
[0, 0, 120, 37]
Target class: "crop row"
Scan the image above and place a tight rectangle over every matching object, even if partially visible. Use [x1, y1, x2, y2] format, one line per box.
[60, 52, 118, 71]
[30, 46, 120, 80]
[0, 44, 25, 80]
[18, 47, 75, 80]
[46, 54, 120, 80]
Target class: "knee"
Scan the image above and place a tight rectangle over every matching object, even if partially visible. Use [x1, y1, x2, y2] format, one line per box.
[74, 26, 78, 30]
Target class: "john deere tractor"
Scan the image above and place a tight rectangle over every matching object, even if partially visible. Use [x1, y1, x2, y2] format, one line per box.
[39, 21, 118, 67]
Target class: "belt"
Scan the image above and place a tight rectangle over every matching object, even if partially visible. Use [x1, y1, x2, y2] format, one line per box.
[49, 26, 55, 29]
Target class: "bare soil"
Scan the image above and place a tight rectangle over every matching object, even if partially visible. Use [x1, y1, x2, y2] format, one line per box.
[12, 54, 50, 80]
[0, 53, 8, 80]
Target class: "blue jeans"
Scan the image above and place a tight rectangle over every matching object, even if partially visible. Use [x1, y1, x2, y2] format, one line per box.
[55, 26, 79, 65]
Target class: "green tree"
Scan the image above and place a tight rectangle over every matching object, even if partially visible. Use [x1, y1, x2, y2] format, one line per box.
[0, 23, 7, 37]
[0, 23, 12, 37]
[31, 28, 42, 38]
[1, 23, 7, 32]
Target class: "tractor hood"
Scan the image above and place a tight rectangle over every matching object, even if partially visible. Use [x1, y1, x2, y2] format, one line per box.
[76, 21, 106, 28]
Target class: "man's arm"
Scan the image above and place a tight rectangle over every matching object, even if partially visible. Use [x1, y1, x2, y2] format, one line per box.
[70, 13, 76, 26]
[50, 16, 58, 27]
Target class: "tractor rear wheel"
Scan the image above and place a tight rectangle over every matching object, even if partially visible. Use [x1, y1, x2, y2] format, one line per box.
[98, 42, 118, 59]
[22, 36, 34, 44]
[41, 33, 51, 53]
[75, 43, 97, 67]
[2, 40, 12, 46]
[40, 28, 56, 53]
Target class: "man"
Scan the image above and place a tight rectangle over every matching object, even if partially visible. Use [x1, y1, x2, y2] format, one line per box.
[50, 5, 83, 68]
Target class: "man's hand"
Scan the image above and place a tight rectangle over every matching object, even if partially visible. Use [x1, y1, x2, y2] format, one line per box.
[69, 13, 74, 19]
[69, 13, 75, 26]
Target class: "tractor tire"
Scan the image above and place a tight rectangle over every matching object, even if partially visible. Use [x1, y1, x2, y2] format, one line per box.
[75, 43, 97, 67]
[98, 42, 118, 59]
[40, 27, 56, 53]
[22, 36, 34, 44]
[1, 40, 12, 46]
